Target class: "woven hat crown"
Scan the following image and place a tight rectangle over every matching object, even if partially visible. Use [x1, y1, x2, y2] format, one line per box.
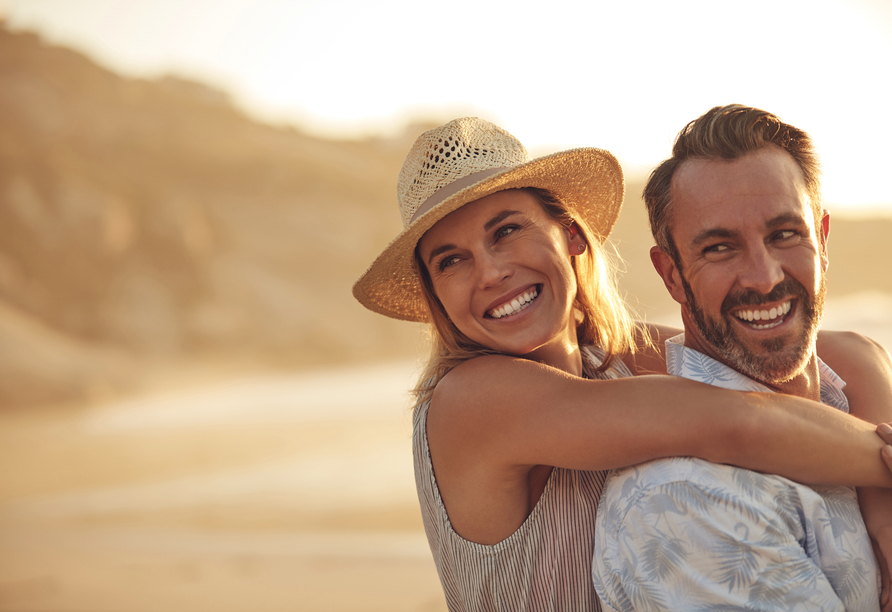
[397, 118, 530, 228]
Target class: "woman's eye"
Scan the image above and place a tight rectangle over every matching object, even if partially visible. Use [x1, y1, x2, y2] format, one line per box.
[438, 255, 459, 272]
[495, 225, 518, 239]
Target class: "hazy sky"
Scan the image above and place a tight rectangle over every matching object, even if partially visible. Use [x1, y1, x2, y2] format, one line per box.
[4, 0, 891, 209]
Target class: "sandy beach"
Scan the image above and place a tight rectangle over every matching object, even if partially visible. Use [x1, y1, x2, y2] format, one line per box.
[0, 361, 446, 612]
[1, 293, 892, 612]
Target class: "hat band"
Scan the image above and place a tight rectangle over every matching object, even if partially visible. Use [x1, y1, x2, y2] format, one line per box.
[408, 166, 509, 225]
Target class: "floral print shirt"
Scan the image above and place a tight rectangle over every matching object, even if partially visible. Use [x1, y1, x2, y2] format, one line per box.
[592, 335, 880, 612]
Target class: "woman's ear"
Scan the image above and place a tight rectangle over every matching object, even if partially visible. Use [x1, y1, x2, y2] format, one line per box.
[566, 223, 587, 255]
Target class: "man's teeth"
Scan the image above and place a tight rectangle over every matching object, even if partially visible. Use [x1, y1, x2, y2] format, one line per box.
[489, 288, 539, 319]
[734, 301, 791, 328]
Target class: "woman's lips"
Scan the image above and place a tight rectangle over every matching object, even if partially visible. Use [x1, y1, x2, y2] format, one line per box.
[487, 286, 540, 319]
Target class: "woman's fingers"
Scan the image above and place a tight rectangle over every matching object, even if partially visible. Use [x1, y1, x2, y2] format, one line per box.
[880, 424, 892, 477]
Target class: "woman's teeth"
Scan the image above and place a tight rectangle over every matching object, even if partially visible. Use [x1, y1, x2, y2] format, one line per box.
[734, 301, 791, 329]
[489, 288, 539, 319]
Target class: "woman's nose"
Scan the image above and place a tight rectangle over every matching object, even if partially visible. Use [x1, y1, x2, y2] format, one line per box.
[476, 251, 511, 288]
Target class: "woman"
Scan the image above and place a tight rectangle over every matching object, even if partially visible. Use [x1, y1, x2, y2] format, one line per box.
[352, 117, 892, 611]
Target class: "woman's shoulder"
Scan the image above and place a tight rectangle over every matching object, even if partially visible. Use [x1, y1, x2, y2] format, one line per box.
[430, 354, 584, 425]
[434, 355, 535, 405]
[438, 354, 579, 392]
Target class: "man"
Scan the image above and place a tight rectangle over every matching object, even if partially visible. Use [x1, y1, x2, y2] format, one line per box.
[592, 105, 882, 611]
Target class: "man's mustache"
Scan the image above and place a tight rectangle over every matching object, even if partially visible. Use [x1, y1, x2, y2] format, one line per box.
[721, 278, 808, 313]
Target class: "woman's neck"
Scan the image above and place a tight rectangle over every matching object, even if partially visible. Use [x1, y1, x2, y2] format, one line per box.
[523, 339, 584, 378]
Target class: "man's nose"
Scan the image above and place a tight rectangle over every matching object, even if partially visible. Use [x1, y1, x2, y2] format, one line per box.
[737, 244, 784, 295]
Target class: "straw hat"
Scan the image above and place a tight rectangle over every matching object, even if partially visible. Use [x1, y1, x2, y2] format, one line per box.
[352, 117, 624, 322]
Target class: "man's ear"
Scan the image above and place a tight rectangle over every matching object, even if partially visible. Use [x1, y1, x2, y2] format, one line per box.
[650, 246, 688, 306]
[819, 211, 830, 273]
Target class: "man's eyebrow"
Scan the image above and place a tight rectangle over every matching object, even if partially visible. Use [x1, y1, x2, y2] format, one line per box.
[766, 212, 808, 230]
[484, 210, 522, 231]
[691, 227, 736, 248]
[689, 212, 810, 249]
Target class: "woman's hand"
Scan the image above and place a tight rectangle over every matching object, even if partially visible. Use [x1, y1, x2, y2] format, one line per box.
[859, 485, 892, 611]
[881, 423, 892, 472]
[865, 424, 892, 611]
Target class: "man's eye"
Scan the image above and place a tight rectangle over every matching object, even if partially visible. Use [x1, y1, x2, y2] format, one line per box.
[704, 244, 729, 253]
[775, 230, 797, 241]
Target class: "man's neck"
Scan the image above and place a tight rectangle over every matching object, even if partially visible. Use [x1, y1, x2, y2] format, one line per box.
[762, 355, 822, 401]
[680, 326, 822, 402]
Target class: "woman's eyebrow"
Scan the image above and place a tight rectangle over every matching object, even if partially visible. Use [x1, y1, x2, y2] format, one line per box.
[483, 210, 522, 231]
[425, 210, 524, 266]
[426, 243, 456, 267]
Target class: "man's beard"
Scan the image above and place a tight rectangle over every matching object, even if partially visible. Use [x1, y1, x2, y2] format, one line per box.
[680, 273, 826, 385]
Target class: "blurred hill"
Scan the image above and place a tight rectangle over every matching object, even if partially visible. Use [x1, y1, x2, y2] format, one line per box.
[0, 26, 889, 408]
[0, 27, 430, 407]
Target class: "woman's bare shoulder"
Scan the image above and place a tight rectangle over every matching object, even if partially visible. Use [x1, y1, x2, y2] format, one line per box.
[433, 355, 561, 410]
[437, 355, 580, 395]
[428, 355, 585, 439]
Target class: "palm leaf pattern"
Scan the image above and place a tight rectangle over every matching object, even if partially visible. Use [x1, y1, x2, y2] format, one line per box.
[825, 551, 873, 607]
[707, 528, 762, 592]
[748, 572, 815, 611]
[640, 537, 688, 581]
[679, 350, 743, 389]
[593, 336, 880, 611]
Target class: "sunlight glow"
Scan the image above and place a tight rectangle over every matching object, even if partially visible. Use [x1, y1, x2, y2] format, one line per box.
[3, 0, 891, 207]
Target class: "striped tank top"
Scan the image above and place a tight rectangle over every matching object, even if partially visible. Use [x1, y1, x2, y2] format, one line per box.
[412, 346, 633, 612]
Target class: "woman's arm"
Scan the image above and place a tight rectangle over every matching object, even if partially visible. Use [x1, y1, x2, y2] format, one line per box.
[430, 355, 892, 488]
[816, 330, 892, 611]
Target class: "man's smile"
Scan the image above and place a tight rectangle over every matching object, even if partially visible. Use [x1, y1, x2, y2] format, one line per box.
[731, 300, 793, 330]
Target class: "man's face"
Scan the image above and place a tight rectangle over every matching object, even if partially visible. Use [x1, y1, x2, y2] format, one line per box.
[652, 146, 829, 386]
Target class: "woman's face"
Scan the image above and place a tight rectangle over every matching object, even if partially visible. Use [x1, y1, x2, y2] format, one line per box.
[417, 189, 585, 364]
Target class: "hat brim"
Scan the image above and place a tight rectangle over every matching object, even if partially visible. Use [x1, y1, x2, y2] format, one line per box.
[352, 147, 624, 322]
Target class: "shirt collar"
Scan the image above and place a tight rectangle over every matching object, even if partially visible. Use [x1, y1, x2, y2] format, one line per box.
[665, 334, 849, 412]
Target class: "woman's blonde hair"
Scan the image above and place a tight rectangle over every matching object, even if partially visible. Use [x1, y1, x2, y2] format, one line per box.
[412, 187, 636, 403]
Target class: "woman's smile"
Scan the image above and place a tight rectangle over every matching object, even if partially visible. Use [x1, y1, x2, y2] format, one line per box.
[486, 285, 541, 319]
